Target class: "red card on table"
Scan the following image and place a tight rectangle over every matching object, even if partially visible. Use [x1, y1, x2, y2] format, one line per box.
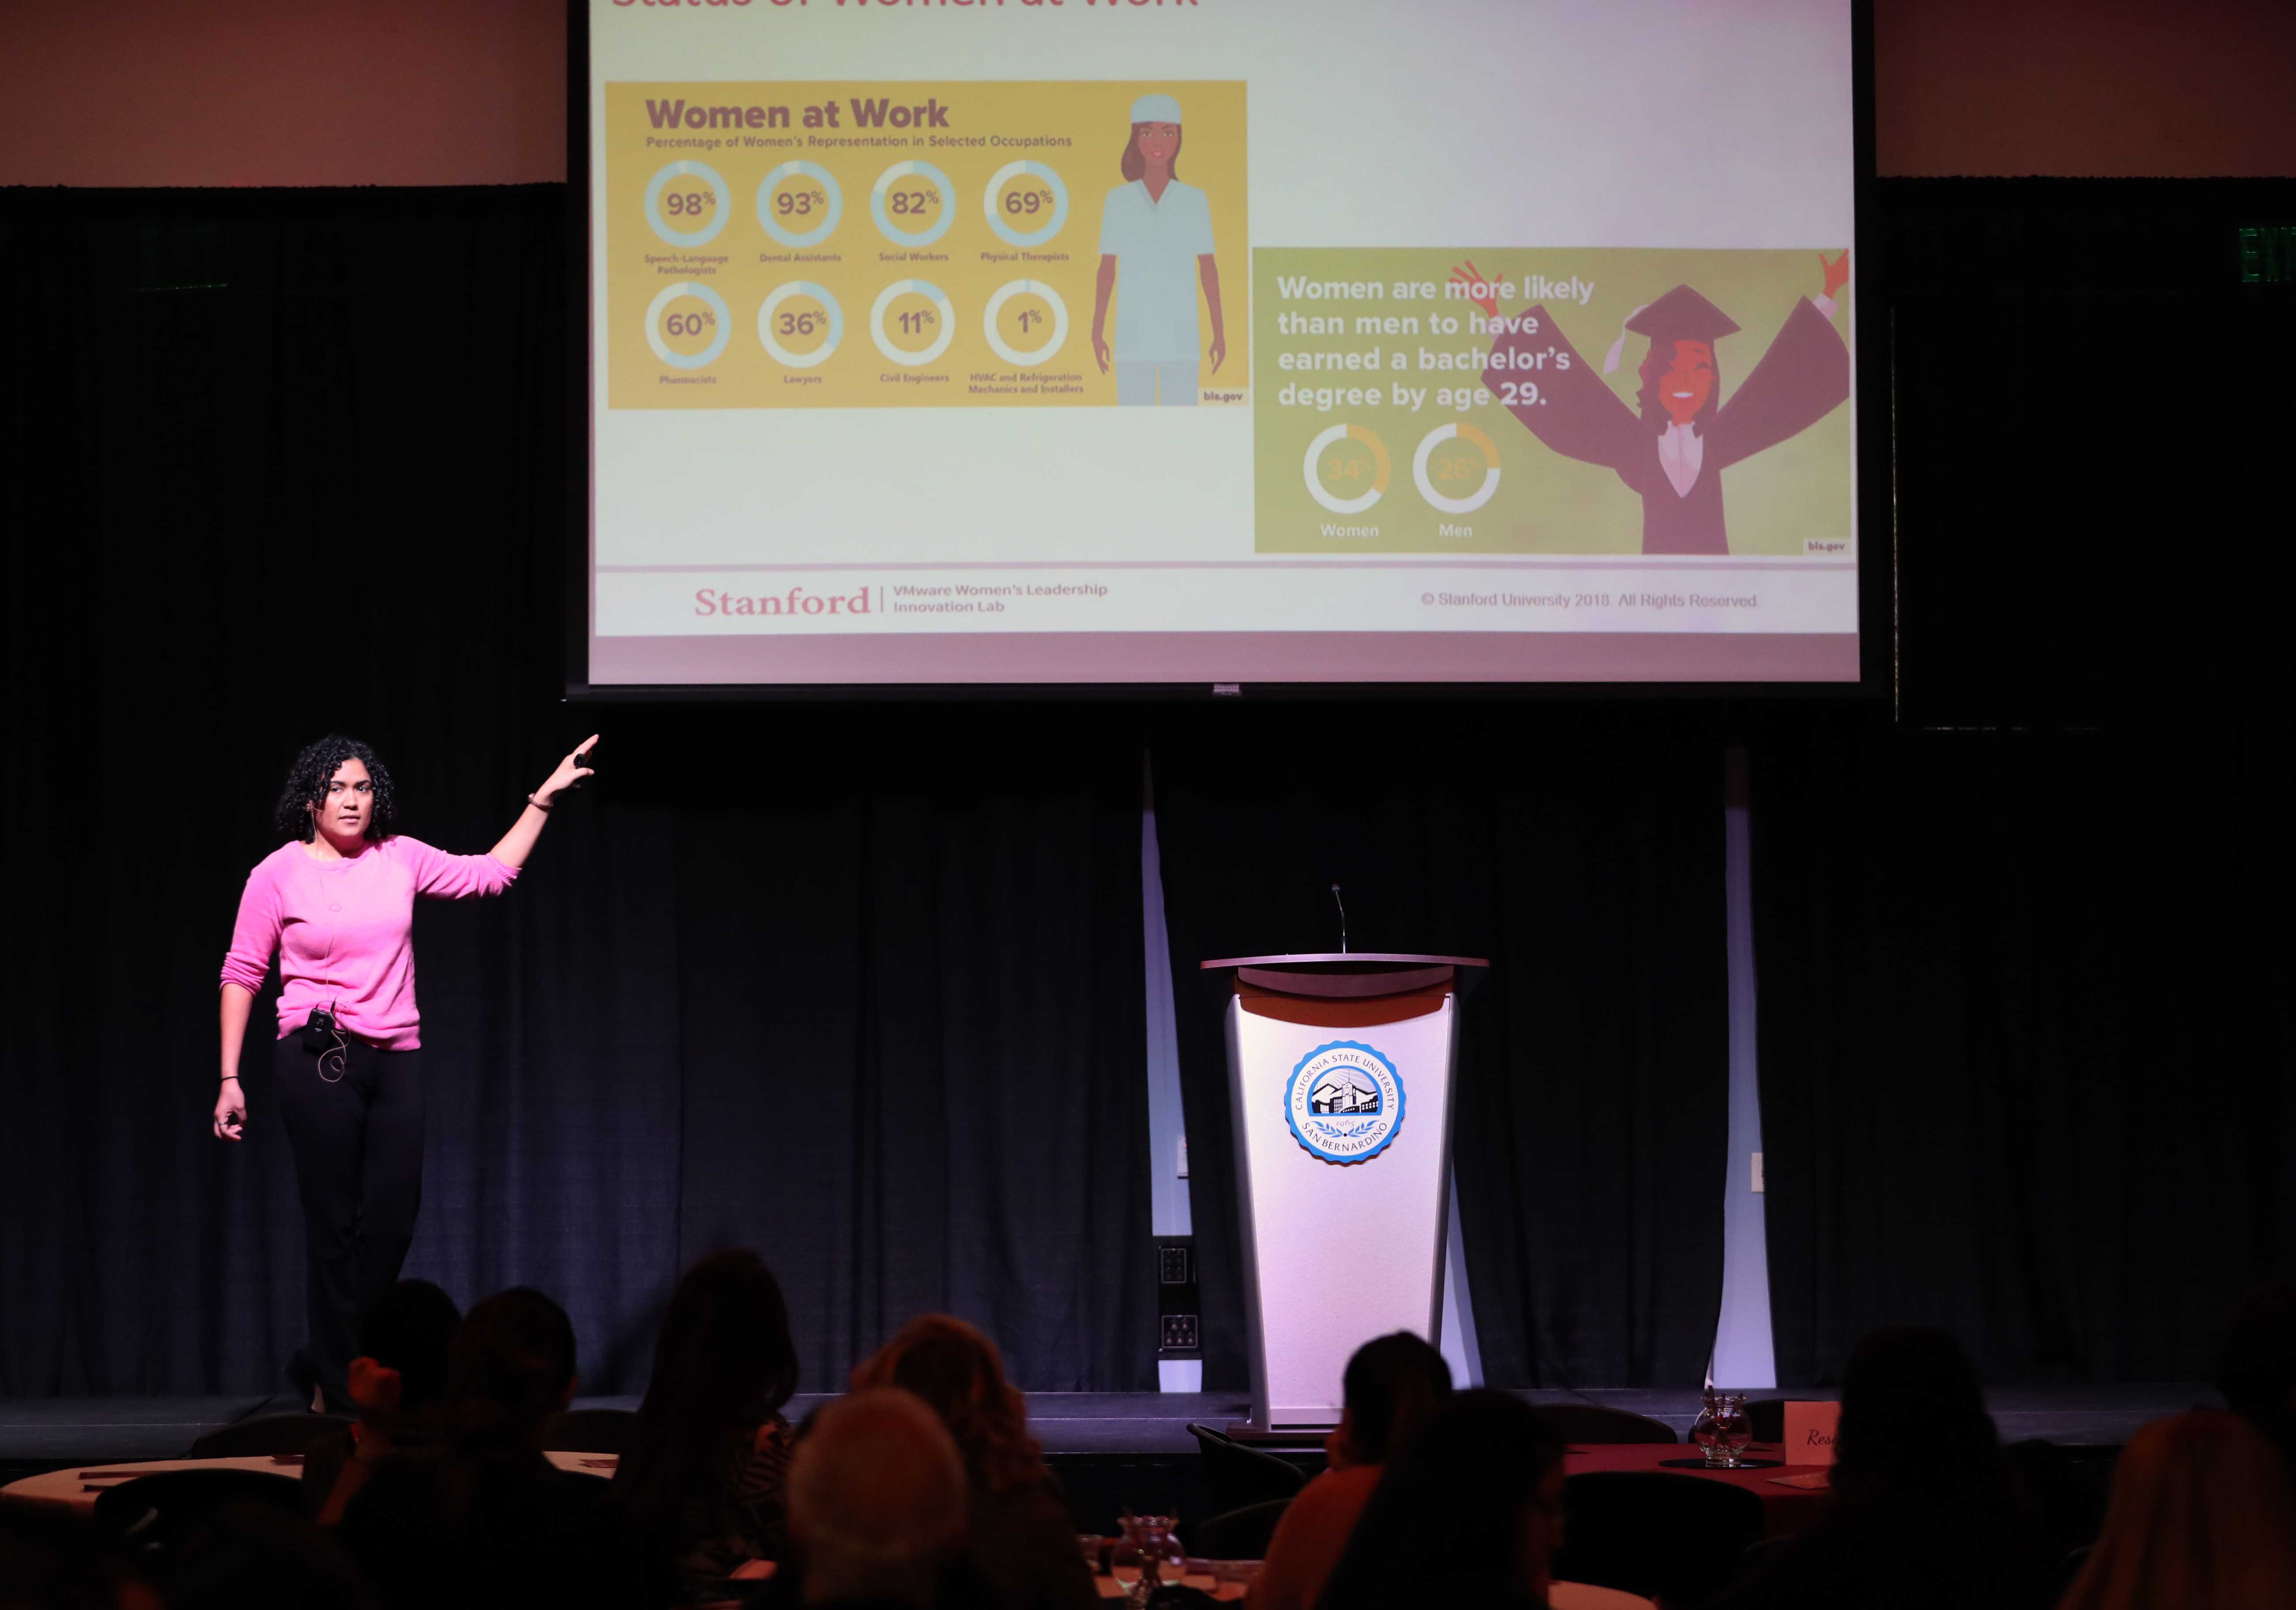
[1784, 1401, 1841, 1465]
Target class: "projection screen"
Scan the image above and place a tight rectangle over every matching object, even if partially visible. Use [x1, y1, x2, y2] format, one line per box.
[580, 0, 1866, 689]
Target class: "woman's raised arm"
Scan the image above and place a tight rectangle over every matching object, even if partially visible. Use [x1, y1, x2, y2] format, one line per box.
[489, 734, 599, 871]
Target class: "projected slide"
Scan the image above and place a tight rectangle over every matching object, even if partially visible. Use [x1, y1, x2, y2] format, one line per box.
[584, 0, 1860, 687]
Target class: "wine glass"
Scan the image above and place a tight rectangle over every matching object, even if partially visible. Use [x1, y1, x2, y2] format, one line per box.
[1111, 1513, 1185, 1605]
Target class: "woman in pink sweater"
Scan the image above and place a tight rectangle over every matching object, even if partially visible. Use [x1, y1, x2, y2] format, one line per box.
[215, 732, 595, 1410]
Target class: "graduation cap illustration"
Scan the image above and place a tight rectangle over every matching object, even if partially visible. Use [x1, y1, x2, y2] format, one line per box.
[1601, 284, 1742, 375]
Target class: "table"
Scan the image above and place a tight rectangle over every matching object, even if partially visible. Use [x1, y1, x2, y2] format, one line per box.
[0, 1451, 620, 1517]
[1564, 1443, 1829, 1538]
[1550, 1586, 1656, 1610]
[1087, 1577, 1647, 1606]
[1092, 1576, 1246, 1601]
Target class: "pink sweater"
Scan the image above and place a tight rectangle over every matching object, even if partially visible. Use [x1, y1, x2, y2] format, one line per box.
[219, 836, 519, 1050]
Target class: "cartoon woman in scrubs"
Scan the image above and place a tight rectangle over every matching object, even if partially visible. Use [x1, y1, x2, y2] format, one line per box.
[1091, 93, 1227, 406]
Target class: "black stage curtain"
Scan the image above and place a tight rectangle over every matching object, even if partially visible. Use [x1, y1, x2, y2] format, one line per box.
[1149, 707, 1732, 1390]
[1754, 180, 2296, 1386]
[4, 181, 2289, 1401]
[1753, 710, 2293, 1385]
[664, 727, 1154, 1392]
[0, 188, 1152, 1396]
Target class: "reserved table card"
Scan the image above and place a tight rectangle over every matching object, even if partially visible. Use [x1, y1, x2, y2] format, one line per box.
[1784, 1400, 1841, 1465]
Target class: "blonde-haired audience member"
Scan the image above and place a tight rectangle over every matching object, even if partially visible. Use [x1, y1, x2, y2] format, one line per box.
[2058, 1409, 2296, 1610]
[851, 1316, 1096, 1610]
[786, 1389, 970, 1609]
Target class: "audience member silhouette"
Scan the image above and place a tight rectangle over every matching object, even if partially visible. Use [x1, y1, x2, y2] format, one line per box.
[849, 1314, 1095, 1610]
[614, 1249, 804, 1602]
[168, 1500, 380, 1610]
[0, 1503, 156, 1610]
[2214, 1278, 2296, 1485]
[75, 1289, 2296, 1610]
[2056, 1409, 2296, 1610]
[1316, 1388, 1569, 1610]
[1253, 1331, 1452, 1610]
[761, 1387, 981, 1610]
[304, 1279, 461, 1525]
[1709, 1326, 2048, 1610]
[337, 1287, 645, 1610]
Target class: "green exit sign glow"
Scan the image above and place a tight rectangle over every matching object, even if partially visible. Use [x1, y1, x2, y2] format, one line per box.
[2239, 225, 2296, 284]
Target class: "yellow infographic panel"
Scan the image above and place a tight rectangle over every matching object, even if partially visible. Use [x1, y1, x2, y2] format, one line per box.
[605, 82, 1247, 410]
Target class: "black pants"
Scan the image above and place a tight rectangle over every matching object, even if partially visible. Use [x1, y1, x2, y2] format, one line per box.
[274, 1034, 425, 1397]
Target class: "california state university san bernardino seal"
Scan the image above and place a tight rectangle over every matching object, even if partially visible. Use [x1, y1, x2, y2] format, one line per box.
[1285, 1040, 1404, 1164]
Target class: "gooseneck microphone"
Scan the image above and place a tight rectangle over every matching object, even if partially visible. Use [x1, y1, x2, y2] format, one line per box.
[1332, 883, 1348, 955]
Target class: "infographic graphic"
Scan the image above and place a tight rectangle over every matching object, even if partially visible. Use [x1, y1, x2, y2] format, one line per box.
[1253, 248, 1853, 558]
[606, 81, 1247, 409]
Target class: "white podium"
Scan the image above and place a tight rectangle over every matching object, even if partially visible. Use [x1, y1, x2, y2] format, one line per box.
[1201, 952, 1487, 1434]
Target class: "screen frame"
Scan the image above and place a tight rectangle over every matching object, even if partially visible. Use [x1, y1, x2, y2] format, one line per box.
[565, 0, 1886, 704]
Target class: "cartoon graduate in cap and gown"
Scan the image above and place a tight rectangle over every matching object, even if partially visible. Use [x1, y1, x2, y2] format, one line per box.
[1471, 254, 1849, 553]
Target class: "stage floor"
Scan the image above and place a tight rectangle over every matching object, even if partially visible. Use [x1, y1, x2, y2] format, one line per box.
[0, 1384, 2212, 1466]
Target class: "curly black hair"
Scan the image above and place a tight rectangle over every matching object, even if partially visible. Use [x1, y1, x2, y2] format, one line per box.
[1636, 337, 1721, 439]
[272, 734, 398, 842]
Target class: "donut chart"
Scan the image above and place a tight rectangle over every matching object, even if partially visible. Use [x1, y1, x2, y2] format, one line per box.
[643, 161, 731, 248]
[1303, 425, 1391, 515]
[757, 161, 843, 249]
[981, 281, 1069, 367]
[757, 282, 843, 369]
[983, 161, 1069, 249]
[870, 160, 956, 248]
[644, 282, 733, 370]
[1412, 423, 1502, 514]
[870, 279, 956, 367]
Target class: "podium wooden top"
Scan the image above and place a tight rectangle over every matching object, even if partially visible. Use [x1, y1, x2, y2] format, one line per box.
[1198, 952, 1489, 971]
